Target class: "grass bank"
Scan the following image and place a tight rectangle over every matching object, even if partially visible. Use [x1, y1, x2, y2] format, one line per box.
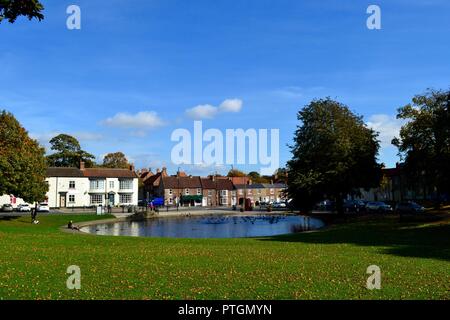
[0, 213, 449, 300]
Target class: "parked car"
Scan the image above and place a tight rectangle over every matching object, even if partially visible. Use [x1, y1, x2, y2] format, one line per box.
[315, 200, 335, 211]
[37, 202, 50, 212]
[1, 204, 14, 212]
[396, 202, 425, 214]
[366, 201, 393, 213]
[16, 204, 31, 212]
[344, 200, 367, 213]
[272, 202, 287, 208]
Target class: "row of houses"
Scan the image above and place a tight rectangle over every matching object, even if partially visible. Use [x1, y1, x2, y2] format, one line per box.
[1, 163, 285, 209]
[141, 168, 286, 207]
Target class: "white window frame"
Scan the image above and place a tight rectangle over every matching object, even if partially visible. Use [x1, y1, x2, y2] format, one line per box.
[90, 194, 103, 205]
[109, 181, 115, 189]
[185, 189, 190, 195]
[197, 188, 202, 195]
[169, 189, 173, 195]
[90, 179, 105, 190]
[69, 181, 75, 189]
[119, 194, 132, 204]
[68, 195, 75, 203]
[119, 179, 133, 190]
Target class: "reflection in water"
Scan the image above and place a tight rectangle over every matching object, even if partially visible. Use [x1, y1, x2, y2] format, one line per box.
[81, 215, 324, 239]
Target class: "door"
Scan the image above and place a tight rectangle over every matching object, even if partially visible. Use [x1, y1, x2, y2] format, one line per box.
[108, 193, 115, 206]
[60, 194, 66, 208]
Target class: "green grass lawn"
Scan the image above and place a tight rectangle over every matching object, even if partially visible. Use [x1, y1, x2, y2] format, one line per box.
[0, 213, 449, 300]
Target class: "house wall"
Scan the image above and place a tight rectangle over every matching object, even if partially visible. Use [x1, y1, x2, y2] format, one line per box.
[45, 177, 138, 208]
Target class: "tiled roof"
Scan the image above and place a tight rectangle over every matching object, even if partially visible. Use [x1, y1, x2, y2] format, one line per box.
[162, 176, 203, 189]
[215, 179, 234, 190]
[82, 168, 137, 178]
[46, 167, 84, 177]
[200, 178, 216, 189]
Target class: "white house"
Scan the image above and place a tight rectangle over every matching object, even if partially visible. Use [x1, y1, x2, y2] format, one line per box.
[46, 162, 139, 208]
[1, 162, 139, 209]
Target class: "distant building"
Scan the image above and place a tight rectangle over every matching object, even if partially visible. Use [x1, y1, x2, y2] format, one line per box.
[234, 182, 286, 205]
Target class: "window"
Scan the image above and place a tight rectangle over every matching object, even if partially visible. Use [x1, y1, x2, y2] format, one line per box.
[119, 179, 133, 190]
[90, 194, 103, 205]
[168, 198, 173, 204]
[238, 189, 243, 195]
[90, 179, 105, 190]
[185, 189, 189, 195]
[109, 181, 115, 189]
[208, 190, 212, 196]
[120, 194, 132, 204]
[258, 189, 261, 194]
[221, 190, 228, 196]
[270, 188, 274, 195]
[197, 188, 202, 195]
[69, 195, 75, 203]
[69, 181, 75, 189]
[169, 189, 173, 195]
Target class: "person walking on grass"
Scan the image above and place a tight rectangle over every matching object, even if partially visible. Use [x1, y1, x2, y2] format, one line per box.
[31, 203, 39, 224]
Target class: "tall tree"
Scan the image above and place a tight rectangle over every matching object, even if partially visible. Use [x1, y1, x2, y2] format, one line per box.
[287, 98, 382, 214]
[46, 134, 95, 168]
[102, 152, 130, 169]
[227, 169, 247, 177]
[392, 89, 450, 203]
[0, 110, 48, 202]
[0, 0, 44, 23]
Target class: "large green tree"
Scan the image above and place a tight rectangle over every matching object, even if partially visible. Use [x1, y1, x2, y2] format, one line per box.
[46, 134, 95, 168]
[102, 152, 130, 169]
[392, 89, 450, 203]
[287, 98, 382, 214]
[0, 0, 44, 23]
[0, 110, 48, 202]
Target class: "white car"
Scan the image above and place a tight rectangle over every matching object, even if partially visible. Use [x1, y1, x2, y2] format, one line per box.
[17, 204, 31, 212]
[37, 202, 50, 212]
[272, 202, 287, 208]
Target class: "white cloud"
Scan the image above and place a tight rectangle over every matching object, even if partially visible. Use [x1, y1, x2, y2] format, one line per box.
[366, 114, 405, 147]
[218, 99, 243, 113]
[185, 99, 243, 120]
[185, 104, 218, 119]
[102, 111, 165, 129]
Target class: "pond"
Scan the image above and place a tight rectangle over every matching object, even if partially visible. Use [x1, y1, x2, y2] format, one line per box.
[80, 214, 325, 239]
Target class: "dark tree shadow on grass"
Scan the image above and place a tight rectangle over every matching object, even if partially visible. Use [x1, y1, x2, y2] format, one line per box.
[259, 215, 450, 262]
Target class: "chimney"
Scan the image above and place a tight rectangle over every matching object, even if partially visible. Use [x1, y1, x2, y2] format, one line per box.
[80, 161, 85, 171]
[156, 168, 161, 174]
[162, 167, 168, 177]
[129, 164, 135, 172]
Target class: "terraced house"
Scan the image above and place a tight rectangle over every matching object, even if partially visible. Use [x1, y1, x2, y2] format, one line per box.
[234, 182, 287, 205]
[143, 169, 237, 207]
[45, 162, 138, 208]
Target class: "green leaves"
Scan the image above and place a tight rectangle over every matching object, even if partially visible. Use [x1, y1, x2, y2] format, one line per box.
[0, 0, 44, 24]
[102, 152, 130, 169]
[288, 98, 382, 211]
[393, 89, 450, 199]
[46, 134, 95, 168]
[0, 110, 48, 202]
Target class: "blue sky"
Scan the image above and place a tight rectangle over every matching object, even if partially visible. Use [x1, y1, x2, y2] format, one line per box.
[1, 0, 449, 175]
